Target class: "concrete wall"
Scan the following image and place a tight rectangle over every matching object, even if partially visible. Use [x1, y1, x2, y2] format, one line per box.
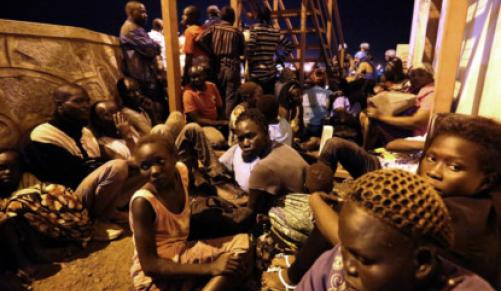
[454, 0, 501, 120]
[0, 19, 123, 149]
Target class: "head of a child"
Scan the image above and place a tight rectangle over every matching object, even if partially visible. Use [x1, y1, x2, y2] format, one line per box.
[237, 81, 263, 108]
[0, 149, 22, 197]
[188, 65, 207, 90]
[255, 94, 279, 124]
[305, 162, 333, 193]
[235, 109, 271, 163]
[419, 113, 501, 197]
[133, 134, 178, 190]
[310, 68, 326, 87]
[339, 169, 453, 291]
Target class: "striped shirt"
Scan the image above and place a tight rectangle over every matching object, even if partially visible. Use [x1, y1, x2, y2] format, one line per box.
[247, 23, 294, 82]
[197, 22, 245, 65]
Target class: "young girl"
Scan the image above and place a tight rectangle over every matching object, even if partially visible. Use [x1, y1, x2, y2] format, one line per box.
[298, 169, 494, 291]
[130, 134, 249, 291]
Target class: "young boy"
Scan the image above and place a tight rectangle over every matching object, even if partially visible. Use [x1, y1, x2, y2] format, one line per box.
[297, 169, 494, 291]
[256, 94, 293, 146]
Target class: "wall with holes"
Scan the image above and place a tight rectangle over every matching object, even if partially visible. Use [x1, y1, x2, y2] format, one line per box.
[0, 19, 123, 149]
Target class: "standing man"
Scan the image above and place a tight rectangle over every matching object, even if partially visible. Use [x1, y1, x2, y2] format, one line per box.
[246, 6, 294, 94]
[148, 18, 166, 67]
[120, 1, 165, 122]
[181, 5, 207, 84]
[197, 6, 245, 117]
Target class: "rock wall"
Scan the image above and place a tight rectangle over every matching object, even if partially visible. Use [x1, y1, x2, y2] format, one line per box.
[0, 19, 123, 148]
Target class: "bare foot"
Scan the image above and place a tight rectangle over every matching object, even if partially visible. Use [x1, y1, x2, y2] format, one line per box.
[271, 255, 295, 268]
[262, 269, 295, 291]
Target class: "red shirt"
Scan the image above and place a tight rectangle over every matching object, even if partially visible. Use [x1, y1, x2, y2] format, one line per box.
[183, 82, 222, 120]
[183, 25, 207, 57]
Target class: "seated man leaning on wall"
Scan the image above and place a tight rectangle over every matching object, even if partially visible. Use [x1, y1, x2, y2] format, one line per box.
[183, 65, 228, 149]
[89, 99, 225, 185]
[25, 84, 148, 238]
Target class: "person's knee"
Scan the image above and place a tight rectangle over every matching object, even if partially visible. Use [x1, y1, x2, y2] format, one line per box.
[323, 137, 351, 153]
[184, 122, 204, 133]
[103, 159, 129, 182]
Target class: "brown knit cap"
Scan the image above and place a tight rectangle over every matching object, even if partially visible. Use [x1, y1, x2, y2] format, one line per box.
[348, 169, 454, 248]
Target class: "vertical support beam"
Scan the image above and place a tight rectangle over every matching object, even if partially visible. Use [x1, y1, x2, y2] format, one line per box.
[423, 0, 442, 63]
[408, 0, 431, 67]
[231, 0, 240, 28]
[299, 0, 307, 84]
[161, 0, 182, 112]
[326, 0, 333, 49]
[432, 0, 468, 113]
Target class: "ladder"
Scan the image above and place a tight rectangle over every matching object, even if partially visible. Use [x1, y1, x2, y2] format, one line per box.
[234, 0, 345, 85]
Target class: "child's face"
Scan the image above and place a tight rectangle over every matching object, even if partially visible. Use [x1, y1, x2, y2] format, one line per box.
[419, 134, 488, 197]
[338, 202, 421, 291]
[134, 143, 176, 189]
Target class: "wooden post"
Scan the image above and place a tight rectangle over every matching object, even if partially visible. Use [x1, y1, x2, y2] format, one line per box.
[231, 0, 240, 28]
[432, 0, 468, 113]
[326, 0, 333, 49]
[299, 0, 307, 84]
[160, 0, 182, 112]
[423, 0, 442, 63]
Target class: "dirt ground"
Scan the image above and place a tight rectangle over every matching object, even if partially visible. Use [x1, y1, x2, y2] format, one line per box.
[32, 235, 135, 291]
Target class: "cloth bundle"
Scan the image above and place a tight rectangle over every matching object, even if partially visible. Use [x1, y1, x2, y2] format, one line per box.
[268, 194, 314, 251]
[6, 183, 92, 244]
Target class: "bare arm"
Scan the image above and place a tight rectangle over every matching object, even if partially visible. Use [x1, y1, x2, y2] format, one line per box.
[187, 112, 227, 127]
[131, 198, 240, 278]
[368, 107, 430, 131]
[385, 139, 424, 153]
[309, 193, 341, 246]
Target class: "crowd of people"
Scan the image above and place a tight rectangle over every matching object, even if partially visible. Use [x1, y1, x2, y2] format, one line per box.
[0, 1, 500, 291]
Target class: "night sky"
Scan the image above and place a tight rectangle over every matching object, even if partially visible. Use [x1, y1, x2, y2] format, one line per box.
[2, 0, 413, 64]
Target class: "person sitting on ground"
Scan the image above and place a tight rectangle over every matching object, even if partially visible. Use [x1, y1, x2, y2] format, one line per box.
[197, 6, 245, 117]
[89, 100, 140, 160]
[25, 84, 147, 237]
[129, 134, 250, 291]
[275, 69, 303, 134]
[301, 68, 335, 138]
[203, 5, 222, 29]
[120, 1, 165, 118]
[362, 64, 435, 149]
[297, 169, 494, 291]
[246, 6, 294, 94]
[116, 77, 160, 131]
[0, 149, 40, 288]
[228, 81, 263, 145]
[89, 100, 225, 185]
[256, 94, 293, 146]
[181, 5, 207, 84]
[233, 109, 308, 227]
[263, 113, 501, 290]
[183, 65, 228, 148]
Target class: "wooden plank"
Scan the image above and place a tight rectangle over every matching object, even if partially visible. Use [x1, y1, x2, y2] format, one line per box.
[432, 0, 468, 114]
[230, 0, 240, 28]
[160, 0, 182, 112]
[299, 0, 307, 83]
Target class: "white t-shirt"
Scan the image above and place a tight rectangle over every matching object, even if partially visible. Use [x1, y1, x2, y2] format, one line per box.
[219, 145, 260, 192]
[148, 30, 166, 66]
[268, 117, 293, 146]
